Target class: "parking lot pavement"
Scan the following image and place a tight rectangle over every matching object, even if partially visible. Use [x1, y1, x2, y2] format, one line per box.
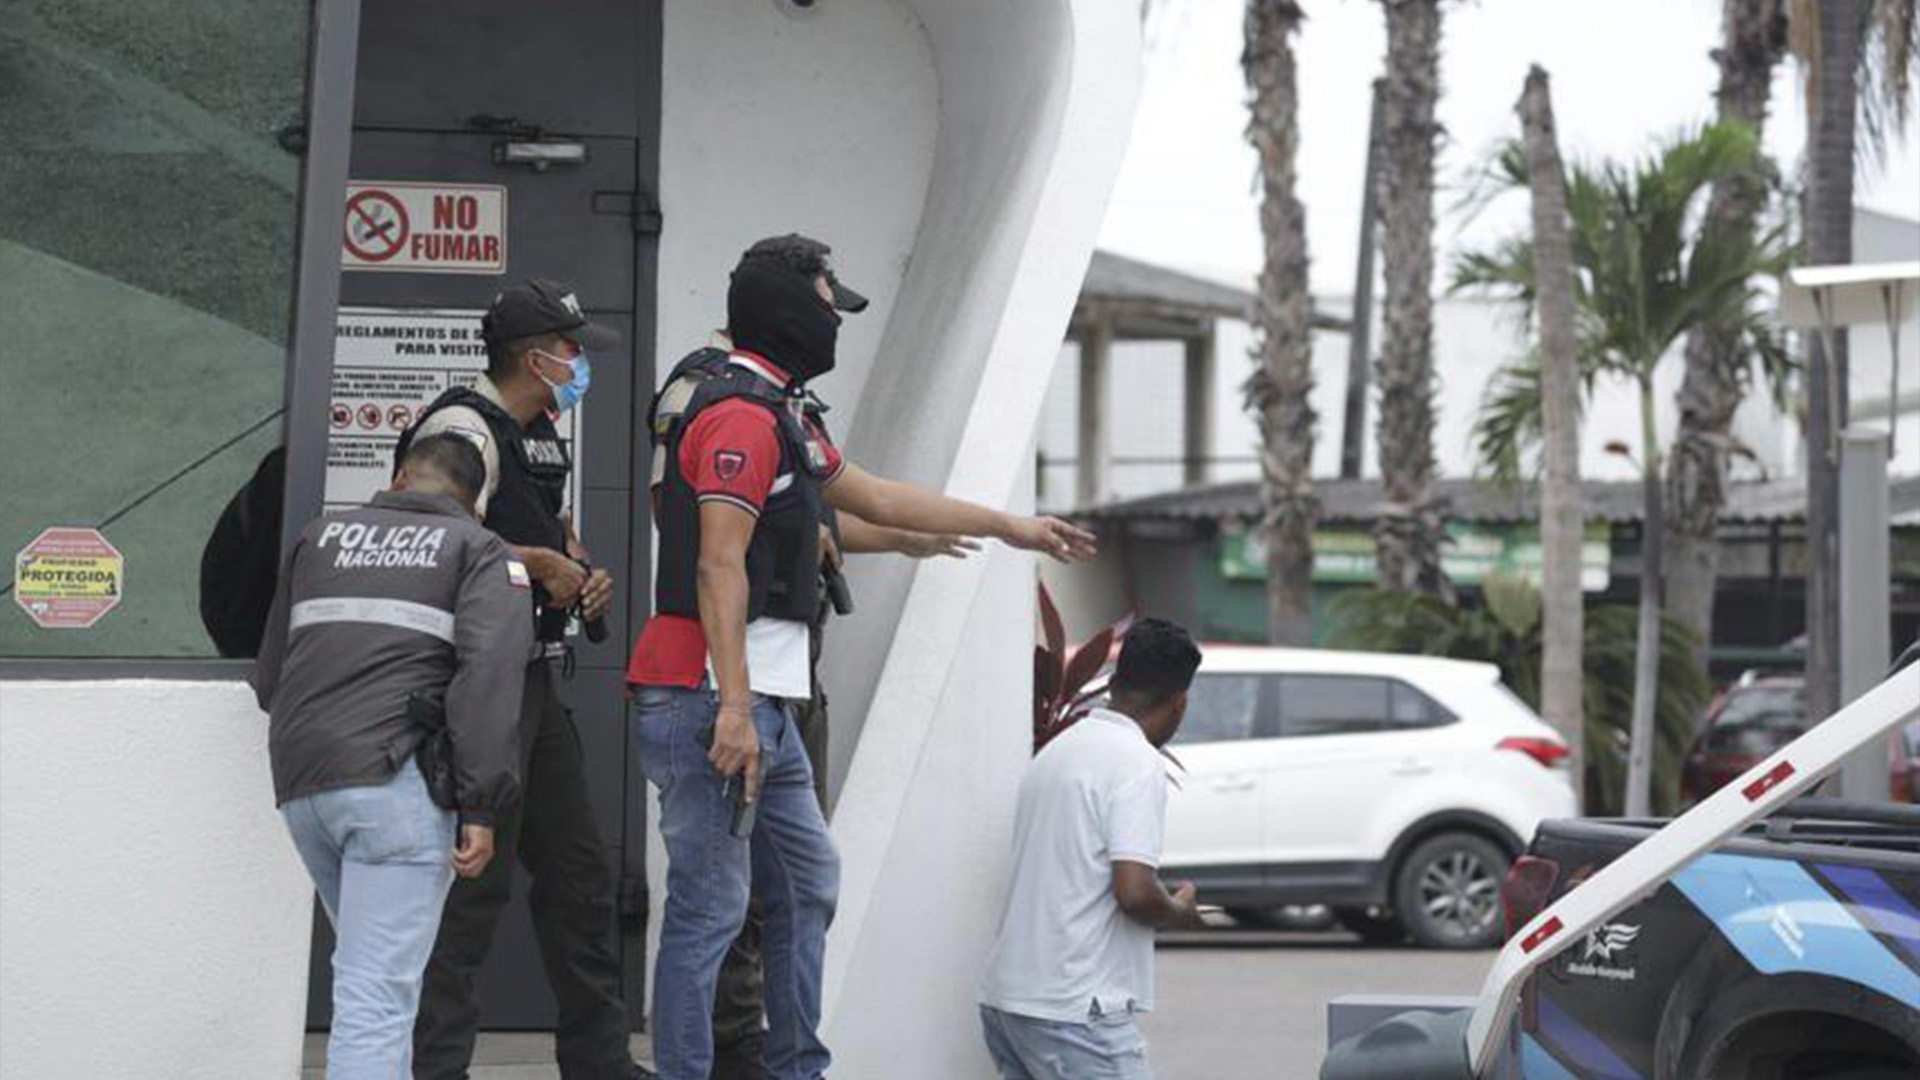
[1141, 926, 1492, 1080]
[302, 930, 1483, 1079]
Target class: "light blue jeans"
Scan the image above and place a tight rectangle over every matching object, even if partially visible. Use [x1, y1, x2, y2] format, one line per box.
[637, 685, 840, 1080]
[282, 758, 456, 1080]
[980, 1004, 1155, 1080]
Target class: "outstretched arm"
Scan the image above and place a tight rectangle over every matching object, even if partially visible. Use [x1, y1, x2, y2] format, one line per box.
[825, 462, 1096, 562]
[835, 512, 981, 560]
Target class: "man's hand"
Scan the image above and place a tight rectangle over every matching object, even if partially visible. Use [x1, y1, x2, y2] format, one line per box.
[819, 524, 845, 571]
[453, 824, 496, 879]
[1170, 881, 1205, 929]
[709, 703, 763, 805]
[1001, 515, 1098, 563]
[902, 533, 982, 560]
[524, 548, 587, 608]
[578, 568, 614, 621]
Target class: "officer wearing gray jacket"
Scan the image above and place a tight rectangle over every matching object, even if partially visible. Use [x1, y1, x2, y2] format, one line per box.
[252, 434, 532, 1080]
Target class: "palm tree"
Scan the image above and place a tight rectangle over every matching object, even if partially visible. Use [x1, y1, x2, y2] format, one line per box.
[1243, 0, 1317, 646]
[1329, 577, 1708, 815]
[1373, 0, 1452, 602]
[1667, 0, 1791, 688]
[1455, 125, 1792, 815]
[1794, 0, 1916, 722]
[1517, 66, 1586, 805]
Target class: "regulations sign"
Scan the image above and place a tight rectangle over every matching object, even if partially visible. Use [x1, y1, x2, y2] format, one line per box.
[14, 528, 124, 630]
[325, 307, 581, 525]
[342, 181, 507, 274]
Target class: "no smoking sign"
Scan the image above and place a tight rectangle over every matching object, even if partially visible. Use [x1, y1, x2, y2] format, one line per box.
[342, 181, 507, 275]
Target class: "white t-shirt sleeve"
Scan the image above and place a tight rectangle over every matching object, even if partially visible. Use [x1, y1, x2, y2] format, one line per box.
[1104, 759, 1169, 868]
[412, 404, 500, 516]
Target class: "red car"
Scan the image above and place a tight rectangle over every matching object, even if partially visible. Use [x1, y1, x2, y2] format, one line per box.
[1680, 672, 1919, 804]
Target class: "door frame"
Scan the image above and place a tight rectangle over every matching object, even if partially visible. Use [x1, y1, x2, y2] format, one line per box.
[299, 0, 664, 1032]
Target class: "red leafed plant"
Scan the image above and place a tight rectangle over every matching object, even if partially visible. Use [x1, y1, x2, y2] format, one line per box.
[1033, 581, 1132, 752]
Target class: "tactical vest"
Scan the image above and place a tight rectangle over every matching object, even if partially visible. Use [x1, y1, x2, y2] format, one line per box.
[397, 386, 572, 642]
[650, 348, 828, 624]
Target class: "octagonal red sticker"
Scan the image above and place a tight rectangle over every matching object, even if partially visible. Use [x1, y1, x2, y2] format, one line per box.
[14, 528, 124, 630]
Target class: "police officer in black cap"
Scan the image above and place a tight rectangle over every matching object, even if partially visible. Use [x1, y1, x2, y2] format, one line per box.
[399, 280, 648, 1079]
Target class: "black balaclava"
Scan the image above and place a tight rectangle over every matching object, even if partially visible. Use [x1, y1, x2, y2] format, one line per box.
[727, 256, 842, 383]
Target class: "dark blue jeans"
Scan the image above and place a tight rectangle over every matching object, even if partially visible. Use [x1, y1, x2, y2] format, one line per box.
[637, 685, 839, 1080]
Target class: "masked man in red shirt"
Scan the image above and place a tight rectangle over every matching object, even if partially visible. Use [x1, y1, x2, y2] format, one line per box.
[628, 236, 1094, 1080]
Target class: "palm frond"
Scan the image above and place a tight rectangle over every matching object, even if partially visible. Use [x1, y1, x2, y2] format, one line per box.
[1471, 362, 1544, 485]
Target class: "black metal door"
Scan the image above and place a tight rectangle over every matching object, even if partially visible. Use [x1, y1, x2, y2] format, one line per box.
[308, 0, 661, 1031]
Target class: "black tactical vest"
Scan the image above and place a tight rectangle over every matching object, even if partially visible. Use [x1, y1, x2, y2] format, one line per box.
[650, 349, 828, 624]
[397, 385, 572, 642]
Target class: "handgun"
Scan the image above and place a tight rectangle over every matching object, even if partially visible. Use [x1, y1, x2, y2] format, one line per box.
[822, 559, 854, 616]
[695, 718, 757, 838]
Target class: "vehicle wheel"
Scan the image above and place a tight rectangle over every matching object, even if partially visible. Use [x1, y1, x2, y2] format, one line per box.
[1333, 906, 1408, 946]
[1392, 832, 1509, 949]
[1225, 905, 1336, 931]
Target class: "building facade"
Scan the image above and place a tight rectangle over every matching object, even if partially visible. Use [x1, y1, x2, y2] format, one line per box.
[0, 2, 1143, 1075]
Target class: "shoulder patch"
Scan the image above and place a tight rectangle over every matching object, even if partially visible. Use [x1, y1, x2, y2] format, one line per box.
[506, 559, 531, 589]
[714, 449, 748, 481]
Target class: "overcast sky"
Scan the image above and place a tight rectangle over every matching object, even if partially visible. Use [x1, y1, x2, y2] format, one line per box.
[1099, 0, 1920, 298]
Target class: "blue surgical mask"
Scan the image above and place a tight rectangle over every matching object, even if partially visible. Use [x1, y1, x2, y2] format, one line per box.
[535, 350, 591, 413]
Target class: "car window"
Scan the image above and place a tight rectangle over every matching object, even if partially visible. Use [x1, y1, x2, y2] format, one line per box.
[1274, 674, 1453, 736]
[1703, 686, 1806, 752]
[1713, 686, 1804, 730]
[1176, 673, 1266, 745]
[1279, 674, 1395, 737]
[1390, 681, 1456, 728]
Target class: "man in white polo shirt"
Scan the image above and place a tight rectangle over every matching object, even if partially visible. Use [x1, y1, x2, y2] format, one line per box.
[980, 619, 1205, 1079]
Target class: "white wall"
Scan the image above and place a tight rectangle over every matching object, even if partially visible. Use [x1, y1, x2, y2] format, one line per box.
[0, 681, 312, 1080]
[652, 0, 937, 429]
[820, 0, 1144, 1072]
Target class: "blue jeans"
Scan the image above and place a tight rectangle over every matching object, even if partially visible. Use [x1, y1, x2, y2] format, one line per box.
[282, 758, 456, 1080]
[637, 685, 839, 1080]
[980, 1004, 1155, 1080]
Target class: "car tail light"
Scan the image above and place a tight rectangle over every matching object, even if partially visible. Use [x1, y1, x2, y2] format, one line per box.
[1501, 855, 1561, 942]
[1891, 732, 1915, 804]
[1498, 736, 1570, 768]
[1503, 854, 1561, 1033]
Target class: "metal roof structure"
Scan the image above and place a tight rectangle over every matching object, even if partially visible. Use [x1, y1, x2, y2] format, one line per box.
[1074, 250, 1351, 337]
[1078, 475, 1920, 527]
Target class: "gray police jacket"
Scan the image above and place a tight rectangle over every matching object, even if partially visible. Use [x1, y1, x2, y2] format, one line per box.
[251, 489, 532, 824]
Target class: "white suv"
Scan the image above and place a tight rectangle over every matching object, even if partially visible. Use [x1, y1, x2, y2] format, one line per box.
[1162, 646, 1577, 948]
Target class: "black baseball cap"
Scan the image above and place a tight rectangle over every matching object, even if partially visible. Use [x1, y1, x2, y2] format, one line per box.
[738, 234, 869, 313]
[480, 279, 620, 353]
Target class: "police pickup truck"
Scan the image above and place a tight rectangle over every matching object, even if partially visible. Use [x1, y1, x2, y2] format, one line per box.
[1501, 799, 1920, 1080]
